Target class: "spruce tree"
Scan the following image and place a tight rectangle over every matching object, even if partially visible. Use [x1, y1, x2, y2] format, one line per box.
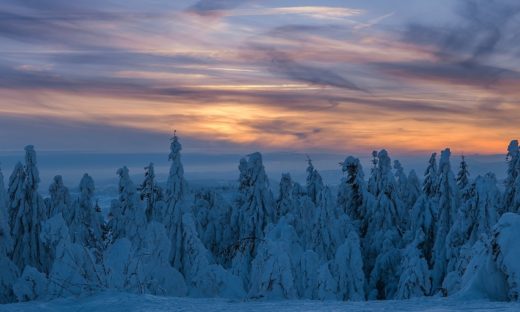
[9, 146, 47, 272]
[431, 148, 459, 293]
[306, 157, 324, 205]
[504, 140, 520, 214]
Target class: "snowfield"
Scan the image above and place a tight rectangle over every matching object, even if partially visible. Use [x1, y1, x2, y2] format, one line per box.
[1, 292, 519, 312]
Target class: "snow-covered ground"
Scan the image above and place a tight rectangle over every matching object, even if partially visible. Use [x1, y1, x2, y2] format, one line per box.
[0, 292, 519, 312]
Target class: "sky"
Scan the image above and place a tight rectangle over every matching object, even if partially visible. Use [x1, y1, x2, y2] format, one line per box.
[1, 0, 520, 155]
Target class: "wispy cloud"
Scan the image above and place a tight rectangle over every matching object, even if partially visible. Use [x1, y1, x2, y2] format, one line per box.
[187, 0, 251, 16]
[1, 0, 519, 153]
[227, 6, 363, 20]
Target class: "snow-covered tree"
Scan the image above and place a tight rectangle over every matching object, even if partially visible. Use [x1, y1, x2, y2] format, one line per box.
[40, 214, 104, 298]
[431, 148, 459, 293]
[291, 182, 315, 250]
[248, 217, 301, 300]
[104, 221, 188, 297]
[409, 195, 435, 269]
[163, 134, 188, 269]
[138, 163, 163, 222]
[231, 152, 275, 289]
[404, 170, 421, 210]
[459, 213, 520, 301]
[311, 187, 339, 261]
[338, 156, 372, 237]
[9, 146, 47, 272]
[0, 165, 12, 253]
[166, 132, 187, 205]
[13, 266, 48, 302]
[65, 174, 104, 261]
[192, 189, 234, 265]
[296, 250, 320, 299]
[456, 155, 470, 191]
[178, 213, 244, 298]
[394, 160, 408, 204]
[312, 183, 366, 300]
[275, 173, 294, 222]
[504, 140, 520, 214]
[0, 166, 19, 303]
[306, 157, 323, 205]
[233, 152, 274, 241]
[423, 153, 438, 198]
[365, 150, 404, 299]
[330, 229, 365, 301]
[105, 162, 188, 297]
[407, 155, 440, 269]
[396, 230, 431, 299]
[45, 175, 71, 218]
[112, 167, 146, 244]
[443, 173, 501, 294]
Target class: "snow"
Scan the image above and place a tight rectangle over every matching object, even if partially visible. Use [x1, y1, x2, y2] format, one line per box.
[1, 292, 520, 312]
[459, 213, 520, 301]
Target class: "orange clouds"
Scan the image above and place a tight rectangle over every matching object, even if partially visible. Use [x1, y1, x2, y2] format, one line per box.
[1, 1, 519, 154]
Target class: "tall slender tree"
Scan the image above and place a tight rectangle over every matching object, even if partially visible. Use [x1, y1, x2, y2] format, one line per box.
[9, 146, 47, 271]
[431, 148, 459, 293]
[504, 140, 520, 214]
[306, 157, 323, 205]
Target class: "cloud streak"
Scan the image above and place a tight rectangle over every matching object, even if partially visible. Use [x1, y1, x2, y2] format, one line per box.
[1, 0, 519, 153]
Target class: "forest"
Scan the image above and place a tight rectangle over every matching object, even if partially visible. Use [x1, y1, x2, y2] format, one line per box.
[1, 135, 520, 303]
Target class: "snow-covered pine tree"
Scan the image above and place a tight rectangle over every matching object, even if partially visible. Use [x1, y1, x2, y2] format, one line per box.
[192, 188, 234, 266]
[297, 250, 320, 299]
[504, 140, 520, 214]
[306, 157, 323, 205]
[103, 221, 188, 297]
[248, 216, 301, 300]
[0, 165, 12, 254]
[113, 166, 146, 244]
[367, 150, 379, 194]
[231, 152, 275, 289]
[431, 148, 460, 294]
[45, 175, 71, 218]
[311, 179, 366, 301]
[40, 214, 103, 298]
[66, 174, 104, 261]
[459, 212, 520, 301]
[275, 173, 294, 222]
[105, 164, 187, 297]
[137, 163, 163, 222]
[365, 149, 404, 299]
[393, 160, 408, 204]
[396, 230, 431, 299]
[338, 156, 373, 237]
[456, 155, 470, 191]
[291, 181, 315, 250]
[393, 161, 420, 223]
[233, 152, 274, 241]
[7, 162, 24, 233]
[184, 212, 242, 297]
[0, 166, 19, 303]
[163, 133, 188, 269]
[404, 170, 421, 211]
[12, 266, 47, 302]
[329, 225, 365, 301]
[166, 131, 186, 206]
[423, 153, 438, 198]
[408, 155, 439, 269]
[9, 146, 47, 272]
[311, 187, 339, 261]
[443, 173, 501, 294]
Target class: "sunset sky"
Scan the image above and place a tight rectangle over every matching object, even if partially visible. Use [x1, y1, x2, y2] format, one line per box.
[1, 0, 519, 154]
